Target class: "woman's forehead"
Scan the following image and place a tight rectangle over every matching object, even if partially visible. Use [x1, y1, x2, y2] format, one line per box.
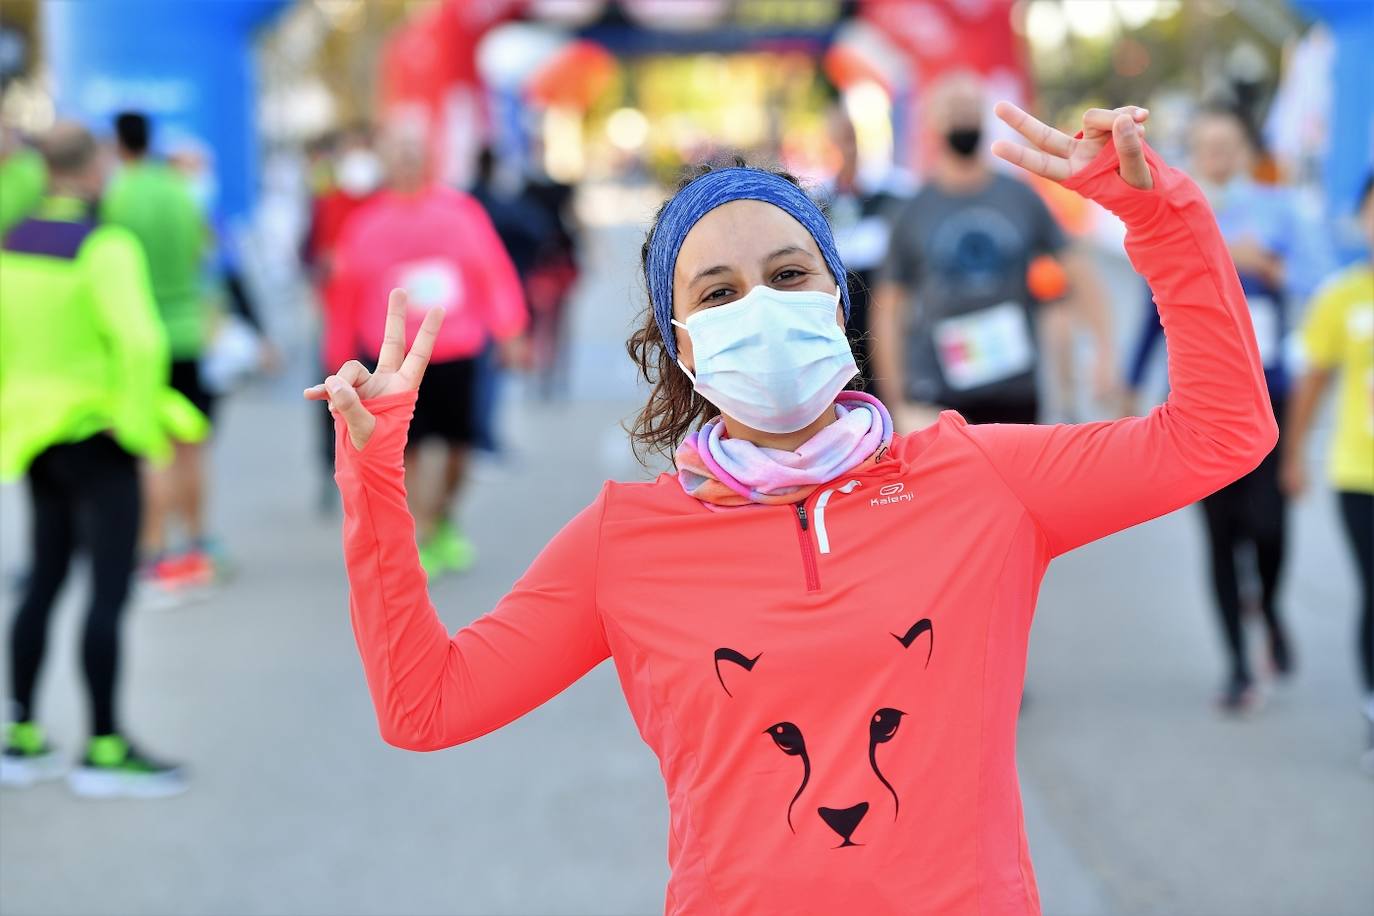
[674, 199, 821, 279]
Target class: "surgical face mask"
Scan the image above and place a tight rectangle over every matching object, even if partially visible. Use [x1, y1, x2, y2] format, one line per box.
[946, 126, 981, 158]
[671, 284, 857, 435]
[336, 149, 382, 196]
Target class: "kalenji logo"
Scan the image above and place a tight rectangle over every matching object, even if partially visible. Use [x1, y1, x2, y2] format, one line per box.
[871, 482, 913, 507]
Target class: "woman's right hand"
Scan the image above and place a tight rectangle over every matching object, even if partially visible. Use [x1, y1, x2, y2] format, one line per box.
[304, 288, 445, 452]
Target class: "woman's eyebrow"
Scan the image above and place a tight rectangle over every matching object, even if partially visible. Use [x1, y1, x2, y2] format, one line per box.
[688, 263, 733, 287]
[763, 245, 812, 263]
[687, 246, 814, 288]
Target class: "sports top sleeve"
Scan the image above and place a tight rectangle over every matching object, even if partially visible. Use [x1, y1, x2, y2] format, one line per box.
[1023, 180, 1068, 256]
[82, 226, 173, 459]
[877, 198, 922, 289]
[335, 391, 610, 751]
[964, 140, 1278, 559]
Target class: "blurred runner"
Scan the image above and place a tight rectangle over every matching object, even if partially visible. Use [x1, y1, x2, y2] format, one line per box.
[303, 124, 381, 511]
[821, 103, 908, 393]
[1123, 105, 1305, 712]
[520, 147, 581, 400]
[102, 111, 215, 598]
[0, 123, 193, 797]
[324, 123, 528, 577]
[0, 126, 45, 236]
[470, 146, 548, 451]
[167, 136, 275, 398]
[871, 73, 1115, 428]
[1282, 175, 1374, 768]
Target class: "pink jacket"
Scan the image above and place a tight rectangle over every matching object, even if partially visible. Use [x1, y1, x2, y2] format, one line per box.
[334, 142, 1275, 914]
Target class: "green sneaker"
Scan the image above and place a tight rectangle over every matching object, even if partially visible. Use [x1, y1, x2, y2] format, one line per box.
[0, 721, 63, 788]
[67, 734, 187, 799]
[431, 520, 476, 574]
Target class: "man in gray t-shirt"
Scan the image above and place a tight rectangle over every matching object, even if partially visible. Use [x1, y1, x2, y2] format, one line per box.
[881, 173, 1064, 418]
[872, 74, 1108, 426]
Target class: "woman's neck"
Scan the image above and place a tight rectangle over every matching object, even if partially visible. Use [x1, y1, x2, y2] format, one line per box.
[721, 408, 839, 452]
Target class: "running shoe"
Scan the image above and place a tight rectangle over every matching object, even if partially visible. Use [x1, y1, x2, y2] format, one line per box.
[67, 734, 187, 799]
[1217, 673, 1259, 715]
[0, 722, 64, 788]
[138, 550, 216, 609]
[431, 520, 476, 574]
[173, 549, 216, 588]
[1267, 626, 1295, 679]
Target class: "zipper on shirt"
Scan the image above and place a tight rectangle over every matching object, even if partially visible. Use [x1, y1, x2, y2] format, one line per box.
[794, 504, 821, 593]
[815, 479, 862, 556]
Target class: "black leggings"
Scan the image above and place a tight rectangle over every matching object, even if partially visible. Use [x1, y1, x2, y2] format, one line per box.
[1337, 491, 1374, 693]
[1199, 422, 1288, 684]
[8, 436, 140, 737]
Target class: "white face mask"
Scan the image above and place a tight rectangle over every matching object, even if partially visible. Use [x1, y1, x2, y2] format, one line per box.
[672, 284, 857, 434]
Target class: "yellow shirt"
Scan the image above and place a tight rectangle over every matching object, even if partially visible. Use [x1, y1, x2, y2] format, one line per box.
[1301, 263, 1374, 493]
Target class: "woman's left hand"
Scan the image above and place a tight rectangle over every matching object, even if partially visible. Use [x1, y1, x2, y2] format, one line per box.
[991, 102, 1153, 191]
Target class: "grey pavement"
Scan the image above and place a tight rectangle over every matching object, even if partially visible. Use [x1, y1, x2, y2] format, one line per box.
[1, 219, 1371, 916]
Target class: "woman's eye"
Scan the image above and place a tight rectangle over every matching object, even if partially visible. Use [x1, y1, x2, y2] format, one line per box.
[870, 708, 905, 744]
[773, 269, 803, 283]
[764, 721, 806, 756]
[703, 287, 732, 302]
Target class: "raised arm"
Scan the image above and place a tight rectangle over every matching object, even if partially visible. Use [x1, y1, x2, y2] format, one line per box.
[306, 292, 609, 750]
[966, 104, 1277, 558]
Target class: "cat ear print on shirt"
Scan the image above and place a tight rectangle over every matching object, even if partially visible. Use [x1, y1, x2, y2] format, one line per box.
[714, 648, 761, 698]
[891, 618, 934, 669]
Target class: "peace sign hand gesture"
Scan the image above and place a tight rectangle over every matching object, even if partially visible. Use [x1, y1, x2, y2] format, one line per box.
[304, 288, 445, 451]
[990, 102, 1153, 191]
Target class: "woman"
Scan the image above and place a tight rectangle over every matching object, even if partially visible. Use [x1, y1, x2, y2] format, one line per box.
[1281, 174, 1374, 770]
[306, 103, 1275, 914]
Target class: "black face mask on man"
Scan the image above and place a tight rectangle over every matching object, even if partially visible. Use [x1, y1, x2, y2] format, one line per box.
[945, 126, 982, 158]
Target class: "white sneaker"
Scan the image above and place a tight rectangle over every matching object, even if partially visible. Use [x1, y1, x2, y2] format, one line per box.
[0, 747, 65, 788]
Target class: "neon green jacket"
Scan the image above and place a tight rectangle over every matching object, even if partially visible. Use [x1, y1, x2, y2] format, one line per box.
[0, 196, 207, 480]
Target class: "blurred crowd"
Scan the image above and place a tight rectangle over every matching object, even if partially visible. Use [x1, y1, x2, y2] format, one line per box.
[1, 54, 1371, 800]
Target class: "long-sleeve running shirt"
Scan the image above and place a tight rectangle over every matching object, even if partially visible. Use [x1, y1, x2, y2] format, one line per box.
[334, 141, 1276, 915]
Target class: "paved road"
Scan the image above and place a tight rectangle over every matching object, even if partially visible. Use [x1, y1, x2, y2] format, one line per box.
[2, 220, 1370, 915]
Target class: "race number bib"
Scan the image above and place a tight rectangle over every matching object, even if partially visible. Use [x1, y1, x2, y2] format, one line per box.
[395, 258, 465, 315]
[1246, 294, 1281, 369]
[933, 301, 1035, 391]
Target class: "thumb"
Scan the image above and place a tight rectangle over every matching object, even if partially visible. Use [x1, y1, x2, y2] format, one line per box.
[1113, 112, 1152, 190]
[326, 376, 377, 451]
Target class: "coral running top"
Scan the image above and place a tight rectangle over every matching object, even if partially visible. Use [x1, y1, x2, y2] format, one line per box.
[334, 143, 1276, 915]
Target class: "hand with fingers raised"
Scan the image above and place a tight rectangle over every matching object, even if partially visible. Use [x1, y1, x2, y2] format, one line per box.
[990, 102, 1153, 191]
[304, 288, 445, 452]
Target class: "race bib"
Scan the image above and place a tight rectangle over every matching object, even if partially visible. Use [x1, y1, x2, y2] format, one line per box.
[395, 258, 465, 315]
[933, 301, 1035, 391]
[1246, 294, 1281, 368]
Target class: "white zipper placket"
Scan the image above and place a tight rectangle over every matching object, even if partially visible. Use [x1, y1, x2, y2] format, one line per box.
[814, 479, 862, 555]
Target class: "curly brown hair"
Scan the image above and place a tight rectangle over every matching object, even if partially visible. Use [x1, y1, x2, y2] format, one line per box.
[625, 156, 819, 466]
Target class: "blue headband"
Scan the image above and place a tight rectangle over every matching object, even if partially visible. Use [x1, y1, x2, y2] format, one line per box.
[647, 167, 850, 359]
